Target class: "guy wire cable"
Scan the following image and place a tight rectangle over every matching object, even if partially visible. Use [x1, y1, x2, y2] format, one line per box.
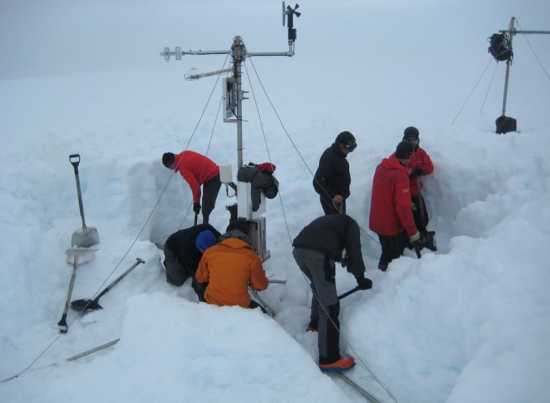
[247, 57, 398, 403]
[244, 61, 293, 245]
[451, 58, 493, 126]
[517, 20, 550, 85]
[248, 58, 379, 245]
[1, 54, 229, 385]
[480, 61, 499, 114]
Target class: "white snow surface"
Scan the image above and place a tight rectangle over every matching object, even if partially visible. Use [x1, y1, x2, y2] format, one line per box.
[1, 1, 550, 402]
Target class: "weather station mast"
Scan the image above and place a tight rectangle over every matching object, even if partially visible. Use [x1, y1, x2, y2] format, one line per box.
[160, 2, 301, 261]
[488, 17, 550, 134]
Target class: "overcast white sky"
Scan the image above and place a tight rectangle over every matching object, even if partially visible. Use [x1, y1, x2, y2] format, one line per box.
[1, 0, 549, 79]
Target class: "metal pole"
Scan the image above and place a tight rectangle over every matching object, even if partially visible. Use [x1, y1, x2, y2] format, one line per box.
[232, 36, 246, 168]
[501, 17, 516, 116]
[500, 30, 550, 35]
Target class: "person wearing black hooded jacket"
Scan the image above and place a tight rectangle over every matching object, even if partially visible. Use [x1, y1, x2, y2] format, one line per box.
[163, 224, 221, 287]
[292, 214, 372, 372]
[313, 131, 357, 215]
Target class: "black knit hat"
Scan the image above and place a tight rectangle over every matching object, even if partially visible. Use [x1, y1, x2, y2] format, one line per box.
[335, 131, 357, 151]
[162, 152, 175, 168]
[395, 141, 415, 159]
[403, 126, 420, 140]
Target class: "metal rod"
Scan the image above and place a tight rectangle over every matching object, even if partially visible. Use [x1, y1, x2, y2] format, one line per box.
[182, 50, 231, 55]
[500, 30, 550, 35]
[232, 37, 245, 168]
[268, 279, 287, 284]
[185, 67, 232, 80]
[248, 51, 294, 57]
[501, 17, 516, 116]
[66, 338, 120, 362]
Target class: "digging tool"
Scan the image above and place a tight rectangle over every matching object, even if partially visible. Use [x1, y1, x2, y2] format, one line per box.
[338, 286, 362, 300]
[58, 248, 96, 333]
[69, 154, 99, 247]
[70, 258, 145, 312]
[66, 338, 120, 362]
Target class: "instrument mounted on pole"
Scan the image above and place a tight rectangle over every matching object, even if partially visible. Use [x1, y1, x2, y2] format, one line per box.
[160, 3, 302, 262]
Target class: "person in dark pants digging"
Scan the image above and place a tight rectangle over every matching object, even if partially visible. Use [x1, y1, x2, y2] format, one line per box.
[313, 131, 357, 215]
[369, 141, 423, 271]
[402, 126, 437, 251]
[163, 224, 221, 300]
[162, 150, 221, 224]
[292, 214, 372, 372]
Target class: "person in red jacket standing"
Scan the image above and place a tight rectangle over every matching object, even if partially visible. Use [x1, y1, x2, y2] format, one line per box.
[369, 141, 423, 271]
[162, 150, 221, 224]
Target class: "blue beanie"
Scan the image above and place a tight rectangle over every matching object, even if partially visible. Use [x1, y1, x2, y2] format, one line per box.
[195, 230, 216, 252]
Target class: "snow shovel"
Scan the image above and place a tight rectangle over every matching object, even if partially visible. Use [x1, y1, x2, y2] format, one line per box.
[58, 247, 97, 333]
[70, 257, 145, 312]
[69, 154, 99, 247]
[338, 286, 362, 300]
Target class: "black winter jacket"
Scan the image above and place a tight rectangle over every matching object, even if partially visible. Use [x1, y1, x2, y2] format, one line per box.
[292, 215, 366, 279]
[165, 224, 221, 273]
[238, 165, 279, 211]
[313, 143, 351, 199]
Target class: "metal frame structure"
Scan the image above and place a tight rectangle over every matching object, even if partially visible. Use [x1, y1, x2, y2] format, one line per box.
[161, 2, 300, 167]
[160, 3, 301, 260]
[494, 17, 550, 134]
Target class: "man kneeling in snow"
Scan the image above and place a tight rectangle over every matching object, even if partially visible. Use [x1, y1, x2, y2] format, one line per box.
[195, 222, 268, 309]
[163, 224, 221, 299]
[292, 214, 372, 372]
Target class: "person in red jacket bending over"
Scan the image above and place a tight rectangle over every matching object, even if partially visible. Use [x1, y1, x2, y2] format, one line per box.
[402, 127, 436, 251]
[369, 141, 423, 271]
[162, 150, 221, 224]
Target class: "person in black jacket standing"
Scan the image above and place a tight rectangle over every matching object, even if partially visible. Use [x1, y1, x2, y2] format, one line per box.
[292, 214, 372, 372]
[313, 131, 357, 215]
[163, 224, 221, 298]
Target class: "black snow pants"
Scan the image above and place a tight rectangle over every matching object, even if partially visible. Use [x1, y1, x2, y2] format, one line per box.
[412, 194, 429, 234]
[201, 174, 221, 224]
[377, 232, 408, 271]
[293, 247, 341, 365]
[163, 247, 190, 286]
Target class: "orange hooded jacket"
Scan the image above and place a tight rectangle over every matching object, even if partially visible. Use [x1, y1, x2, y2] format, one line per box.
[195, 237, 268, 308]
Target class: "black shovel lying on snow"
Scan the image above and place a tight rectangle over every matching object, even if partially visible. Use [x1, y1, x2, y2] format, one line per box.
[71, 258, 145, 312]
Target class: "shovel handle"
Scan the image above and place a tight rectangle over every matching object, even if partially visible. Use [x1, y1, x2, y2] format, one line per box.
[338, 286, 361, 300]
[96, 257, 146, 299]
[69, 154, 80, 168]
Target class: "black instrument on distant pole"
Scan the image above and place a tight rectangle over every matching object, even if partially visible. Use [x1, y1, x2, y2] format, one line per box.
[488, 17, 550, 134]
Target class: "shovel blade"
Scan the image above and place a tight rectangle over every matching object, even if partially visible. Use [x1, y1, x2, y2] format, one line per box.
[71, 298, 103, 312]
[71, 227, 100, 248]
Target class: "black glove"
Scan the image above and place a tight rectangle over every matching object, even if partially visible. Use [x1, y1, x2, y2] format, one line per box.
[409, 232, 424, 258]
[410, 168, 425, 179]
[193, 203, 201, 214]
[356, 276, 373, 290]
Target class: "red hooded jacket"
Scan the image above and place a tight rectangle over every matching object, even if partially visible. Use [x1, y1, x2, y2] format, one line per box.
[369, 154, 418, 237]
[174, 151, 219, 203]
[409, 147, 433, 197]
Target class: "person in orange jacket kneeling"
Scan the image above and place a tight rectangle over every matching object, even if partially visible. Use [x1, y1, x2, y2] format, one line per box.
[195, 222, 268, 309]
